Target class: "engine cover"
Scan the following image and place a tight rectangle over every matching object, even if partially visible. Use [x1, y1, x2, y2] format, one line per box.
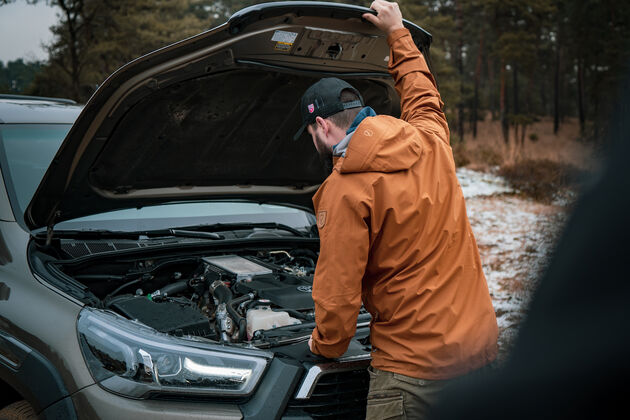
[109, 295, 215, 338]
[235, 274, 314, 311]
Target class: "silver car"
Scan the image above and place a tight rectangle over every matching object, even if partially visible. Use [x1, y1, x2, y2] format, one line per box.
[0, 2, 431, 419]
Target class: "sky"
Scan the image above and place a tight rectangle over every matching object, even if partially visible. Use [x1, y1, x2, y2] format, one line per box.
[0, 1, 58, 63]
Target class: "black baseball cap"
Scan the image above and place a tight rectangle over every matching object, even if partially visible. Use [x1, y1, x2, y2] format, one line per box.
[293, 77, 364, 141]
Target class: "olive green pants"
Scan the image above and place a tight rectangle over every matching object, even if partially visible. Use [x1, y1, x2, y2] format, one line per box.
[365, 366, 455, 420]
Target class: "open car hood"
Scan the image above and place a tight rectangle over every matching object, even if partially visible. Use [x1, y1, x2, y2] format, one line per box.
[26, 1, 432, 230]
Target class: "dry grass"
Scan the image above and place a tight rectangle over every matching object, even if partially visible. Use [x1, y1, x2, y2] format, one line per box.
[456, 115, 598, 171]
[453, 116, 598, 203]
[498, 159, 585, 203]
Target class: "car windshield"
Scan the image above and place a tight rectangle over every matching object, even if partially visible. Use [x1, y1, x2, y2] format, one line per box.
[0, 124, 71, 215]
[54, 201, 315, 233]
[0, 124, 315, 233]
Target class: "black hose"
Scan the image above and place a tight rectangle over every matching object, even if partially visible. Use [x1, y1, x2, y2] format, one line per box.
[150, 280, 189, 300]
[271, 308, 314, 321]
[245, 299, 272, 311]
[209, 281, 232, 304]
[235, 318, 247, 341]
[230, 293, 255, 308]
[74, 274, 125, 281]
[104, 278, 142, 302]
[260, 321, 316, 334]
[209, 281, 249, 341]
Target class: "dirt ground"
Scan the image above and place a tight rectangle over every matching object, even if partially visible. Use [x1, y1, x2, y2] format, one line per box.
[458, 168, 569, 363]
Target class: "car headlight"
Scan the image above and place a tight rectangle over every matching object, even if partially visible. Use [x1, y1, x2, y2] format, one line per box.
[77, 307, 270, 399]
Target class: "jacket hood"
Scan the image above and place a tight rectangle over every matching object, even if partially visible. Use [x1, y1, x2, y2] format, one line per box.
[25, 1, 432, 230]
[337, 116, 423, 174]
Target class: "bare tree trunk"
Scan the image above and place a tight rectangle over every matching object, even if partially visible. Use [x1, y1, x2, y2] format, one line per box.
[526, 69, 534, 115]
[513, 63, 519, 115]
[455, 0, 465, 142]
[473, 79, 479, 139]
[512, 64, 519, 148]
[554, 43, 560, 134]
[514, 124, 518, 146]
[56, 0, 87, 101]
[540, 74, 548, 115]
[58, 0, 80, 99]
[473, 29, 485, 139]
[577, 57, 586, 135]
[593, 51, 600, 141]
[500, 59, 509, 144]
[487, 56, 496, 119]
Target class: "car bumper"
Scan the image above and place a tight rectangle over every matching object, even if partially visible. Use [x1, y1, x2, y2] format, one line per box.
[70, 383, 243, 420]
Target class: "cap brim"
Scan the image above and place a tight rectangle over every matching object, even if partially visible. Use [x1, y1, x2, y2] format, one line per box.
[293, 122, 308, 141]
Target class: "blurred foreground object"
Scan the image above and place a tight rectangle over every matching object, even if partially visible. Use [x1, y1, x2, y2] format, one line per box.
[431, 67, 630, 419]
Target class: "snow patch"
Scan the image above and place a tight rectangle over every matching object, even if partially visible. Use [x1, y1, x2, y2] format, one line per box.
[460, 168, 567, 362]
[457, 167, 513, 198]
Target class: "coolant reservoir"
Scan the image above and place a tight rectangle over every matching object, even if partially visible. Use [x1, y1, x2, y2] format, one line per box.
[246, 307, 301, 340]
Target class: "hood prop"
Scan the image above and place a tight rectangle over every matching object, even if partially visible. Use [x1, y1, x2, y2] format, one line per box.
[45, 210, 61, 247]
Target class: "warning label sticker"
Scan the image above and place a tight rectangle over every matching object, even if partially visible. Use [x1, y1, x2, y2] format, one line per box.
[271, 30, 298, 52]
[271, 30, 298, 44]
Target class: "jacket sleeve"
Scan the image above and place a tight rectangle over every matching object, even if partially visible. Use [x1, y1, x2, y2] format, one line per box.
[310, 181, 371, 358]
[387, 28, 450, 144]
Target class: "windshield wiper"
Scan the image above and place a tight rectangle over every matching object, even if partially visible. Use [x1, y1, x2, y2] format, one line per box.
[34, 222, 306, 242]
[149, 228, 224, 240]
[33, 228, 224, 241]
[171, 222, 308, 238]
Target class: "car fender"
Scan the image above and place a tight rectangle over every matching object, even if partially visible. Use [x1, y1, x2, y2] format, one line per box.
[0, 330, 76, 418]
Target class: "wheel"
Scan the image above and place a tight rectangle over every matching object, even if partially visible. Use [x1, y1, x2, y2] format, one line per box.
[0, 400, 37, 420]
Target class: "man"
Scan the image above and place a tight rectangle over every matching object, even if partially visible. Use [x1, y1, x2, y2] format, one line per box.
[294, 1, 498, 418]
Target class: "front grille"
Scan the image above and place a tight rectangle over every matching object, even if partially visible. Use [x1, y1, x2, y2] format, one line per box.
[285, 368, 369, 420]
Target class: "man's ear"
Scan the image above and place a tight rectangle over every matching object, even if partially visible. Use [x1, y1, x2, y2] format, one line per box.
[314, 116, 329, 134]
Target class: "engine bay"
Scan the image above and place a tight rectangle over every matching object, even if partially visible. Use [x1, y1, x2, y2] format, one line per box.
[49, 245, 325, 346]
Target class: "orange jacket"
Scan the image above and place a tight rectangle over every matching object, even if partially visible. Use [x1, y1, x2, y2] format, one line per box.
[309, 28, 498, 380]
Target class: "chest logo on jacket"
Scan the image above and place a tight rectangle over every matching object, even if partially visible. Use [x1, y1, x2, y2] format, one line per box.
[317, 210, 327, 229]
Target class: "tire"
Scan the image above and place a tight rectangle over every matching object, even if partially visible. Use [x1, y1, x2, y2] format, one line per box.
[0, 400, 37, 420]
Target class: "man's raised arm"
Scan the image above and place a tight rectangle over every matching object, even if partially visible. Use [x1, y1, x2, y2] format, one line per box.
[363, 0, 450, 144]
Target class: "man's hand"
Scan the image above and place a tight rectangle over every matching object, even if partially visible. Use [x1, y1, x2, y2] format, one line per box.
[362, 0, 405, 35]
[308, 336, 315, 353]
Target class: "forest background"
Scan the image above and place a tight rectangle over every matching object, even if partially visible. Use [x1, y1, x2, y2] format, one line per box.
[1, 0, 629, 195]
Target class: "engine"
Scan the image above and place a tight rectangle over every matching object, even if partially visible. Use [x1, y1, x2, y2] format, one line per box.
[99, 250, 317, 344]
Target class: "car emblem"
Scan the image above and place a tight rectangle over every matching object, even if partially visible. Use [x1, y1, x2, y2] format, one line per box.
[297, 285, 312, 293]
[308, 104, 315, 113]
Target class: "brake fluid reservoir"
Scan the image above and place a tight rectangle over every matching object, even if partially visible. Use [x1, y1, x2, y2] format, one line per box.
[246, 307, 301, 340]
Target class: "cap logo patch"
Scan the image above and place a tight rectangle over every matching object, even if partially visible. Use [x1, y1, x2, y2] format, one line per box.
[308, 104, 315, 113]
[317, 210, 327, 229]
